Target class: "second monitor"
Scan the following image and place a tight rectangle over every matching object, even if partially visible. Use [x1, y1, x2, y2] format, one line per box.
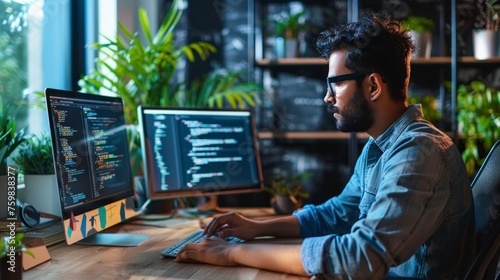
[137, 107, 264, 211]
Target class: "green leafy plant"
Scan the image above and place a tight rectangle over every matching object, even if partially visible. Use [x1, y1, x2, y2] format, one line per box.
[408, 94, 441, 124]
[0, 233, 34, 259]
[0, 96, 26, 176]
[456, 81, 500, 176]
[79, 1, 260, 176]
[12, 133, 54, 175]
[271, 11, 308, 39]
[402, 16, 435, 32]
[79, 1, 215, 125]
[79, 0, 259, 125]
[265, 172, 311, 204]
[184, 68, 260, 108]
[476, 0, 500, 31]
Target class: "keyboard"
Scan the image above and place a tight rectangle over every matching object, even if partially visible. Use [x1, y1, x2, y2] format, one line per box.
[161, 229, 245, 257]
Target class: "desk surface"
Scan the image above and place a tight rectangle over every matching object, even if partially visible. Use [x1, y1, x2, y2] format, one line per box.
[23, 208, 309, 280]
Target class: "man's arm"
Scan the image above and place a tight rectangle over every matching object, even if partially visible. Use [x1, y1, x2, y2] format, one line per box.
[176, 238, 309, 276]
[233, 243, 307, 275]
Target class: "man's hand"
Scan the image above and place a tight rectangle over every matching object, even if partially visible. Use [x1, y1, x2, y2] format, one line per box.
[203, 212, 260, 240]
[175, 237, 239, 266]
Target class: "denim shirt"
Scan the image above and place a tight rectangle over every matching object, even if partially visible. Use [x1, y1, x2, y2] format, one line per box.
[294, 105, 475, 279]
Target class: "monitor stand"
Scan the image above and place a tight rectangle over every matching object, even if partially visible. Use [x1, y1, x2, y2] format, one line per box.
[76, 233, 149, 247]
[179, 195, 229, 217]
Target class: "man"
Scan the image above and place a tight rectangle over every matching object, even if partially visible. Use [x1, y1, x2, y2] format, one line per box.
[175, 13, 475, 279]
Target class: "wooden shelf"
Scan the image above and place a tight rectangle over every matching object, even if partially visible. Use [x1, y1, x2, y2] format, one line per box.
[257, 131, 369, 140]
[411, 56, 500, 64]
[255, 56, 500, 67]
[255, 58, 326, 66]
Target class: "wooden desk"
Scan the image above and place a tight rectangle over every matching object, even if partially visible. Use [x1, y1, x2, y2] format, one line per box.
[23, 208, 309, 280]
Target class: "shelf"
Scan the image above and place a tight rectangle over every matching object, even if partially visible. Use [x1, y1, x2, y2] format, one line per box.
[411, 56, 500, 65]
[255, 58, 326, 66]
[255, 56, 500, 67]
[257, 131, 369, 140]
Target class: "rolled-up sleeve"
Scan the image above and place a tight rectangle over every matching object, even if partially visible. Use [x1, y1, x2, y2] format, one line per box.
[300, 235, 335, 275]
[293, 162, 365, 277]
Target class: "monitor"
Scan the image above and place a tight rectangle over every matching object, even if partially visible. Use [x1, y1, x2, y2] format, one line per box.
[45, 88, 149, 246]
[137, 106, 264, 212]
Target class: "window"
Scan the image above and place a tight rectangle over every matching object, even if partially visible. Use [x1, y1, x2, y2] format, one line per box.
[1, 0, 30, 130]
[1, 0, 162, 135]
[1, 0, 89, 136]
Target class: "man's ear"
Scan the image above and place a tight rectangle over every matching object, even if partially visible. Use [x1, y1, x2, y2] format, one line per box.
[368, 73, 384, 102]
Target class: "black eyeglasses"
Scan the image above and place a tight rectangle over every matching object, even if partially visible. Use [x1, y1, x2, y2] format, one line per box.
[326, 72, 369, 97]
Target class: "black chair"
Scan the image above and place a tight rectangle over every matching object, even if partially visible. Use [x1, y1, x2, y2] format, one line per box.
[464, 140, 500, 280]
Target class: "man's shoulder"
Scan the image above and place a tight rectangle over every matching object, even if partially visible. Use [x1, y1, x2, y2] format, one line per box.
[404, 120, 454, 147]
[381, 120, 458, 159]
[377, 119, 452, 153]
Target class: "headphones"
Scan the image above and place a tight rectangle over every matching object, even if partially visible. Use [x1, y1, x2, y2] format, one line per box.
[17, 199, 60, 228]
[18, 201, 41, 228]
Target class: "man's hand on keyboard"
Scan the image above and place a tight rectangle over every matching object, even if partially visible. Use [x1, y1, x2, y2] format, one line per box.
[202, 212, 260, 241]
[175, 237, 239, 266]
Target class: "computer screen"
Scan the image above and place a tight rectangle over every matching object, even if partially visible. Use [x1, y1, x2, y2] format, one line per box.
[45, 88, 148, 246]
[138, 107, 264, 207]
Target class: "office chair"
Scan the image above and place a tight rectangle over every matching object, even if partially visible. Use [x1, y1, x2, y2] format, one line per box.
[464, 140, 500, 280]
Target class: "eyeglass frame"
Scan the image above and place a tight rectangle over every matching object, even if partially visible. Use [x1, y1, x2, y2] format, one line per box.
[326, 72, 370, 97]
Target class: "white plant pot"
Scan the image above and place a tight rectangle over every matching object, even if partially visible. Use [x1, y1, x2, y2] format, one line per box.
[473, 29, 497, 60]
[409, 31, 432, 58]
[24, 174, 61, 216]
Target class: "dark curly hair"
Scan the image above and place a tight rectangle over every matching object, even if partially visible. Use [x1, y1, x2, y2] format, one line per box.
[315, 12, 414, 102]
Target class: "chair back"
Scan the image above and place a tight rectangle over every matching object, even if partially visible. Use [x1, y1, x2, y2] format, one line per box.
[464, 140, 500, 280]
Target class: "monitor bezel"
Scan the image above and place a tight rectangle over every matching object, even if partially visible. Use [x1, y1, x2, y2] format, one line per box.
[137, 105, 265, 200]
[45, 88, 135, 220]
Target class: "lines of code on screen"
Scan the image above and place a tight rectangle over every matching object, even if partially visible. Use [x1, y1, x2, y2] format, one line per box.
[143, 110, 259, 194]
[49, 97, 130, 208]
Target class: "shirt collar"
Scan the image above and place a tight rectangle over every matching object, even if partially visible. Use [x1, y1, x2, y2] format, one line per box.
[372, 104, 423, 152]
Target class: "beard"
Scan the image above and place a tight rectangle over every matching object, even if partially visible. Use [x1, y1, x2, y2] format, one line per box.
[327, 87, 374, 132]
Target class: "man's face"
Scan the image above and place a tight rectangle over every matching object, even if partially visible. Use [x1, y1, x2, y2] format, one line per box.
[324, 51, 374, 132]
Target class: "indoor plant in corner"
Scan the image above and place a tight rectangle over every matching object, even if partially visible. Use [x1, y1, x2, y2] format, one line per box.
[79, 0, 260, 176]
[402, 16, 435, 58]
[79, 0, 260, 125]
[265, 172, 311, 214]
[12, 133, 59, 216]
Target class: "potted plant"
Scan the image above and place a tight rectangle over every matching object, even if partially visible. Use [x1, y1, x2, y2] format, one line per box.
[0, 232, 33, 280]
[473, 0, 500, 59]
[79, 0, 259, 125]
[79, 0, 260, 176]
[455, 81, 500, 177]
[12, 133, 59, 216]
[402, 16, 435, 58]
[270, 11, 307, 58]
[265, 172, 311, 214]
